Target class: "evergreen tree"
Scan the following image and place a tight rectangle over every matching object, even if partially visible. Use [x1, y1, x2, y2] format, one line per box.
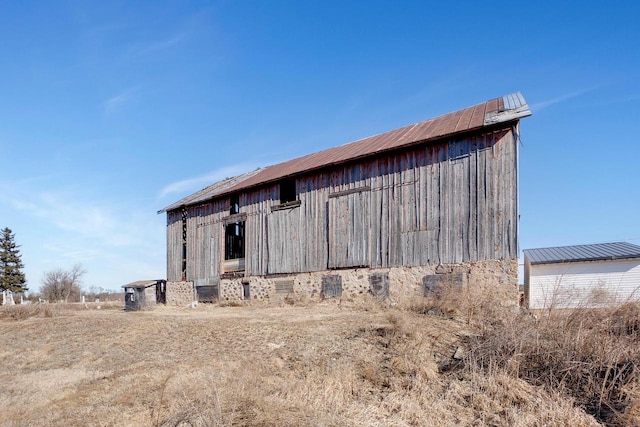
[0, 227, 27, 292]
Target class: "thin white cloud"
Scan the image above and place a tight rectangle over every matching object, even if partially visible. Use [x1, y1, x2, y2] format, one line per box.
[132, 32, 189, 56]
[158, 163, 262, 199]
[530, 87, 598, 112]
[104, 88, 136, 116]
[6, 190, 160, 251]
[40, 244, 104, 263]
[1, 184, 166, 290]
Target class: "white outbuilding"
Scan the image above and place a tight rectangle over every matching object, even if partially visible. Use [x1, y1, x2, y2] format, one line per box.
[523, 242, 640, 309]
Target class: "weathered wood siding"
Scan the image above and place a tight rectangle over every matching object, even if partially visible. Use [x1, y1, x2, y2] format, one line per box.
[166, 126, 518, 282]
[166, 210, 183, 281]
[329, 190, 370, 268]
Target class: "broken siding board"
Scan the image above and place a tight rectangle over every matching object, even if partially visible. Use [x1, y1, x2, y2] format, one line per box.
[461, 141, 470, 262]
[245, 209, 258, 275]
[210, 202, 225, 278]
[493, 134, 502, 258]
[417, 154, 427, 264]
[499, 131, 513, 258]
[486, 134, 496, 259]
[453, 148, 464, 263]
[496, 134, 510, 259]
[454, 144, 468, 263]
[448, 147, 457, 263]
[243, 192, 255, 274]
[468, 136, 478, 261]
[408, 166, 419, 264]
[185, 207, 196, 280]
[318, 185, 330, 270]
[425, 150, 438, 263]
[505, 131, 517, 258]
[391, 156, 402, 266]
[463, 140, 472, 262]
[299, 183, 309, 270]
[315, 186, 326, 270]
[166, 211, 183, 281]
[477, 137, 488, 260]
[195, 216, 204, 278]
[370, 161, 383, 268]
[437, 144, 447, 264]
[499, 133, 509, 257]
[501, 132, 512, 258]
[479, 134, 488, 260]
[296, 193, 305, 270]
[379, 161, 390, 267]
[511, 131, 518, 257]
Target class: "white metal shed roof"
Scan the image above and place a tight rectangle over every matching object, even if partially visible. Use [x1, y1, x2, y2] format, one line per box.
[524, 242, 640, 265]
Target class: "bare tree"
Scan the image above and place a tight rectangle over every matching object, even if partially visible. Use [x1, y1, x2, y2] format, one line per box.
[40, 264, 86, 302]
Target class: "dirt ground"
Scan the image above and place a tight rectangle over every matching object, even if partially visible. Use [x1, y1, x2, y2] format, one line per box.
[0, 300, 601, 426]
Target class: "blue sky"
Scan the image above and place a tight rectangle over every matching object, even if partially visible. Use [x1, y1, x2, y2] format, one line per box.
[1, 1, 638, 291]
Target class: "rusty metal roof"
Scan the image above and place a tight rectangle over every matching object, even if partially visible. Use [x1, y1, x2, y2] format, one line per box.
[159, 169, 263, 214]
[161, 92, 530, 213]
[524, 242, 640, 265]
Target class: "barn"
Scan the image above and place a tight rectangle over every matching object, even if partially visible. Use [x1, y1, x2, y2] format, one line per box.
[160, 92, 531, 305]
[523, 242, 640, 309]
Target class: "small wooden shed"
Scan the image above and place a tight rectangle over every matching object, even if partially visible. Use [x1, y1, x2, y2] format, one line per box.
[123, 280, 166, 311]
[524, 242, 640, 309]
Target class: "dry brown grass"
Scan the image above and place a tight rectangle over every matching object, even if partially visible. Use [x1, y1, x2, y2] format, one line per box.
[0, 295, 611, 426]
[430, 286, 640, 427]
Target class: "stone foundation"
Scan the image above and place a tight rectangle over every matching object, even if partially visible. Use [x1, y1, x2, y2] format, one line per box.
[210, 259, 518, 305]
[166, 281, 195, 306]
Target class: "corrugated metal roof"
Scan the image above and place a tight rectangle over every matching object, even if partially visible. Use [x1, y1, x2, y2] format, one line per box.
[524, 242, 640, 265]
[160, 92, 530, 213]
[122, 280, 163, 288]
[159, 168, 263, 214]
[502, 92, 527, 110]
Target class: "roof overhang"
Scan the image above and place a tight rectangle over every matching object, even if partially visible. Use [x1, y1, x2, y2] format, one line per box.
[122, 280, 165, 289]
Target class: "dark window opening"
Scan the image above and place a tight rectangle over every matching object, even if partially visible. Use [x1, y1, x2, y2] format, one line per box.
[280, 180, 297, 204]
[225, 221, 245, 260]
[243, 282, 250, 300]
[196, 284, 219, 303]
[230, 194, 239, 215]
